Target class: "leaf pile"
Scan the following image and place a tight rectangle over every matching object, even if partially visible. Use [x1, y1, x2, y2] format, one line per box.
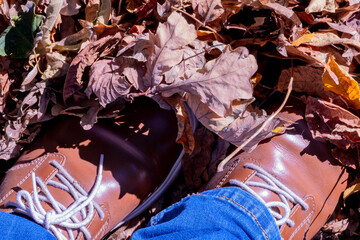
[0, 0, 360, 238]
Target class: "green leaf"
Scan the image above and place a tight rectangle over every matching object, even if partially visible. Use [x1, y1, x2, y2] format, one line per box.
[0, 2, 44, 58]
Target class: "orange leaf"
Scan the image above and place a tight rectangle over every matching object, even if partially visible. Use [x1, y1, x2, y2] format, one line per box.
[292, 33, 315, 47]
[251, 73, 262, 87]
[322, 55, 360, 109]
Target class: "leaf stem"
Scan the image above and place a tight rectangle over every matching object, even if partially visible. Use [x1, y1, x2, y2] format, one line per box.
[217, 68, 294, 172]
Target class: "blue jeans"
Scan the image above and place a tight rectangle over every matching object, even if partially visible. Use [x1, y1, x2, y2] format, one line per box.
[132, 187, 281, 240]
[0, 187, 280, 239]
[0, 211, 56, 240]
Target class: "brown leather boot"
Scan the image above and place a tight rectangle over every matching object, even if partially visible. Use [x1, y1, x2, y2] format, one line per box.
[0, 97, 191, 240]
[203, 95, 349, 240]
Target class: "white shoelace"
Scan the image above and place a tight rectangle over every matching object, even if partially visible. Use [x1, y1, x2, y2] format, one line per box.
[5, 154, 105, 240]
[229, 163, 308, 227]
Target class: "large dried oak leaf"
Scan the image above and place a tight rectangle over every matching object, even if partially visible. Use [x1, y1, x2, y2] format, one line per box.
[159, 46, 257, 117]
[143, 12, 197, 86]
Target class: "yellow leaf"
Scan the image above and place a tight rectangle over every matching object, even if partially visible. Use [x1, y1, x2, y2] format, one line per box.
[322, 55, 360, 109]
[292, 33, 315, 47]
[251, 73, 262, 87]
[344, 178, 360, 201]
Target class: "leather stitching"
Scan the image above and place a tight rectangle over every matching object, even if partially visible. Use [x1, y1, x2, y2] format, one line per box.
[0, 154, 51, 204]
[289, 195, 315, 240]
[43, 153, 66, 184]
[279, 195, 315, 240]
[7, 158, 41, 171]
[198, 193, 270, 240]
[216, 158, 240, 188]
[217, 157, 260, 188]
[93, 205, 110, 240]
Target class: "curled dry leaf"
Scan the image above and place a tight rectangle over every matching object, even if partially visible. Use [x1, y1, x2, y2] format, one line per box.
[186, 94, 250, 133]
[306, 96, 360, 148]
[186, 94, 285, 152]
[191, 0, 224, 23]
[85, 0, 100, 22]
[97, 0, 111, 24]
[141, 11, 197, 87]
[277, 65, 331, 98]
[165, 95, 195, 153]
[159, 46, 257, 117]
[39, 0, 63, 47]
[41, 51, 70, 80]
[0, 137, 23, 160]
[260, 0, 302, 27]
[304, 32, 360, 51]
[218, 106, 287, 152]
[0, 63, 10, 111]
[60, 0, 81, 16]
[305, 0, 336, 13]
[85, 58, 145, 107]
[322, 55, 360, 109]
[305, 96, 360, 167]
[63, 32, 122, 102]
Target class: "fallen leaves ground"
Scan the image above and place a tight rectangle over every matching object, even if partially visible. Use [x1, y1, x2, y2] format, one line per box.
[0, 0, 360, 239]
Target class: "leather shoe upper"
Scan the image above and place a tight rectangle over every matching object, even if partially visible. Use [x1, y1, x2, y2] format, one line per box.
[203, 95, 349, 240]
[0, 97, 183, 240]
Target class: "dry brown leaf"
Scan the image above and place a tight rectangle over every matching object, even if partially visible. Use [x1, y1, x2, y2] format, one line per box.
[331, 147, 357, 169]
[85, 0, 100, 22]
[277, 65, 331, 98]
[41, 52, 70, 80]
[327, 22, 360, 41]
[142, 12, 197, 87]
[186, 94, 251, 133]
[192, 0, 224, 23]
[305, 96, 360, 151]
[305, 32, 360, 51]
[322, 55, 360, 109]
[165, 95, 195, 153]
[218, 105, 287, 152]
[322, 218, 349, 234]
[186, 94, 286, 152]
[126, 0, 148, 13]
[0, 137, 23, 160]
[0, 69, 9, 112]
[85, 58, 133, 107]
[60, 0, 82, 16]
[260, 0, 301, 27]
[63, 32, 122, 102]
[164, 40, 207, 84]
[159, 46, 257, 117]
[284, 45, 350, 69]
[305, 0, 336, 13]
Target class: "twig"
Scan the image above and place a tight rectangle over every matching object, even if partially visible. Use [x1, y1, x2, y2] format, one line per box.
[217, 69, 294, 172]
[33, 50, 44, 75]
[203, 0, 215, 25]
[171, 6, 225, 42]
